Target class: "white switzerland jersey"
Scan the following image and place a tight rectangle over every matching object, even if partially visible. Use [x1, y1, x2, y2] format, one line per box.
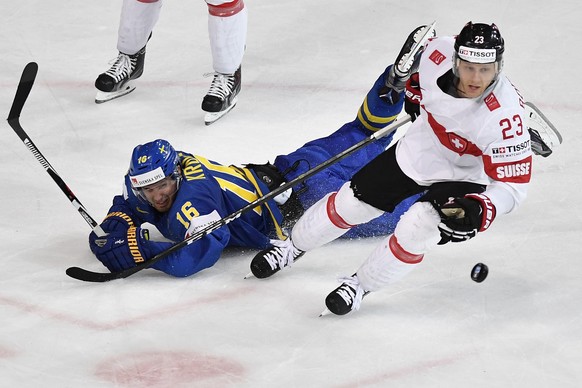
[396, 36, 532, 216]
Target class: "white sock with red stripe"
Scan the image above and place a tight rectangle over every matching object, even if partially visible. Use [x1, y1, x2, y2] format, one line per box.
[356, 201, 442, 291]
[357, 235, 423, 291]
[291, 182, 383, 251]
[207, 0, 247, 74]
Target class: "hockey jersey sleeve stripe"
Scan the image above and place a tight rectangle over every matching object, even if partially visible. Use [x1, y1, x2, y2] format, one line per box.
[482, 154, 532, 183]
[357, 96, 399, 132]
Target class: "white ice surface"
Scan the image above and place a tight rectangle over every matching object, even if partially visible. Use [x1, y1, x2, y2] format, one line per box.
[1, 1, 581, 387]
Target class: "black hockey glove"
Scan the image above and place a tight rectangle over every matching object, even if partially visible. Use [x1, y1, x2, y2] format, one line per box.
[404, 72, 421, 122]
[245, 162, 284, 191]
[437, 194, 496, 244]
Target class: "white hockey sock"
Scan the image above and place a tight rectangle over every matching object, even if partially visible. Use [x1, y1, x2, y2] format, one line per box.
[292, 182, 384, 251]
[117, 0, 162, 55]
[207, 0, 247, 73]
[357, 235, 423, 292]
[291, 193, 351, 252]
[357, 201, 442, 291]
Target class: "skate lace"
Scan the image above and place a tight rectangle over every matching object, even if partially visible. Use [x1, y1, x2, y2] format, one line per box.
[205, 72, 235, 99]
[336, 276, 365, 311]
[263, 242, 303, 271]
[105, 53, 135, 82]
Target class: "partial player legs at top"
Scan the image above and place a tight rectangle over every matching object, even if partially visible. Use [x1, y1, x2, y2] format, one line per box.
[94, 0, 248, 125]
[94, 0, 160, 103]
[202, 0, 246, 124]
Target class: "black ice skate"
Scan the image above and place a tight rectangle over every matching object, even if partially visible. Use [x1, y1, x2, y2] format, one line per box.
[385, 22, 437, 94]
[202, 66, 241, 125]
[248, 239, 304, 279]
[321, 274, 368, 316]
[525, 102, 562, 157]
[95, 47, 146, 104]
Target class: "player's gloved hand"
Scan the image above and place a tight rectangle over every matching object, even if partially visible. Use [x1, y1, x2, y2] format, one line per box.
[437, 194, 496, 244]
[404, 72, 421, 122]
[100, 210, 137, 234]
[89, 226, 152, 272]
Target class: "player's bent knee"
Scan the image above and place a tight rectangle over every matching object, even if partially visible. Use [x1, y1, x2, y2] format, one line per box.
[334, 181, 384, 225]
[393, 201, 441, 254]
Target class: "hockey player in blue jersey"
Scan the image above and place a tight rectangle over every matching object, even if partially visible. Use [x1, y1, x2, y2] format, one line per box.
[88, 64, 418, 277]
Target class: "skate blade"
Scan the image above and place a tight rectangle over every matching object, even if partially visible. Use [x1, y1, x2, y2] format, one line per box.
[243, 271, 254, 279]
[204, 98, 238, 125]
[95, 84, 136, 104]
[396, 21, 437, 75]
[319, 308, 333, 317]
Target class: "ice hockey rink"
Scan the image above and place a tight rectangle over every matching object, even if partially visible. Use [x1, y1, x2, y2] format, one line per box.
[1, 0, 580, 387]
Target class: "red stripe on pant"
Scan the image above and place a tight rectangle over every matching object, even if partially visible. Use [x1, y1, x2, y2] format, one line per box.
[207, 0, 245, 17]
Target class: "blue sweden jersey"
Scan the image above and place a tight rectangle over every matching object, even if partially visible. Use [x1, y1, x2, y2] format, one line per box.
[109, 152, 283, 277]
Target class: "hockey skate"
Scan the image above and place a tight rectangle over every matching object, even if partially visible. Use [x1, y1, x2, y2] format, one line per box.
[385, 21, 437, 94]
[321, 274, 368, 316]
[95, 47, 146, 104]
[525, 102, 562, 157]
[248, 238, 304, 279]
[202, 66, 241, 125]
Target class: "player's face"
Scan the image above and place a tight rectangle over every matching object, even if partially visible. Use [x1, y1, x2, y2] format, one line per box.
[141, 176, 178, 212]
[456, 60, 497, 98]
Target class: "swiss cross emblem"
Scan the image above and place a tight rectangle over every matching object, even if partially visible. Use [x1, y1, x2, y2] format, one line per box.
[448, 133, 468, 152]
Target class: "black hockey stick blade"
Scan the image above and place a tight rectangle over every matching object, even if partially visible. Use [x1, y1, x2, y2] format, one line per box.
[7, 62, 38, 122]
[66, 115, 412, 282]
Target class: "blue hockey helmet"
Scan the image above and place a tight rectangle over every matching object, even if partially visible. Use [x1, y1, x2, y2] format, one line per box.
[128, 139, 182, 201]
[453, 22, 505, 79]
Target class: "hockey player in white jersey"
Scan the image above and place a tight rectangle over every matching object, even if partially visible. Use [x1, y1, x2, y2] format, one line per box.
[250, 22, 538, 315]
[94, 0, 246, 125]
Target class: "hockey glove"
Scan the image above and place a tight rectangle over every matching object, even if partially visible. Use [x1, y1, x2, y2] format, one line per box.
[89, 226, 152, 272]
[100, 210, 137, 234]
[404, 72, 421, 122]
[437, 194, 496, 244]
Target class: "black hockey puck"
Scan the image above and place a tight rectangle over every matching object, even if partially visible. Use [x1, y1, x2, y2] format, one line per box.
[471, 263, 488, 283]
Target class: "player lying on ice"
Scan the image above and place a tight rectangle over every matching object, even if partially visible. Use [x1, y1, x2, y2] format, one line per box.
[87, 62, 419, 277]
[88, 22, 555, 280]
[249, 21, 559, 316]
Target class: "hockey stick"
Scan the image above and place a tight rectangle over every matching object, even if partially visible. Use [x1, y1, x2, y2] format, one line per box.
[66, 115, 413, 282]
[525, 102, 562, 157]
[7, 62, 106, 237]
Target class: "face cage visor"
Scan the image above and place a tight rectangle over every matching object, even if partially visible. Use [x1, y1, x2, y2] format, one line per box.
[452, 50, 503, 81]
[130, 165, 182, 205]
